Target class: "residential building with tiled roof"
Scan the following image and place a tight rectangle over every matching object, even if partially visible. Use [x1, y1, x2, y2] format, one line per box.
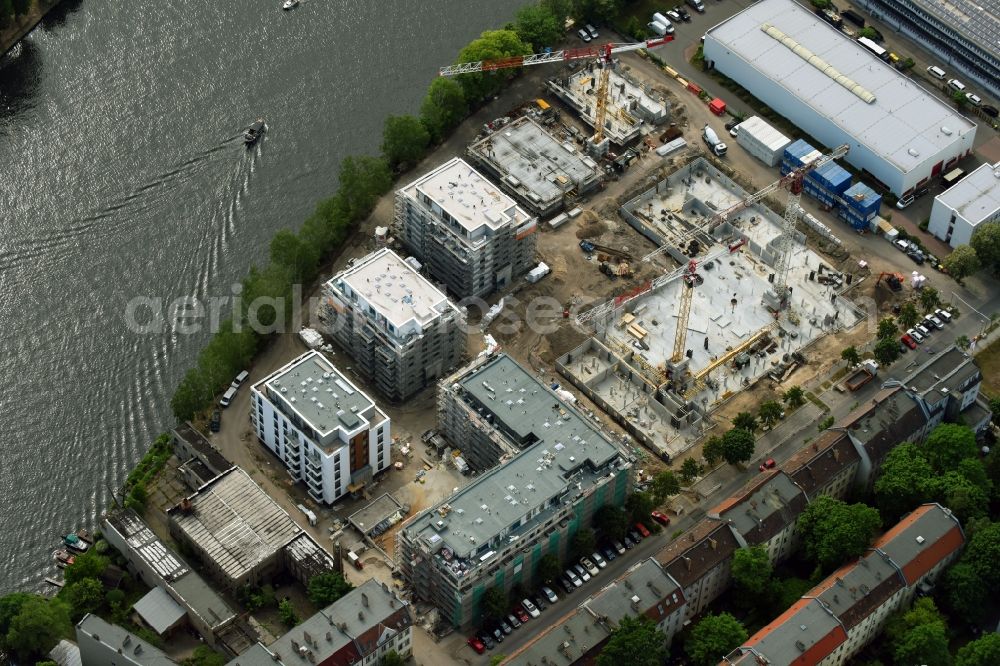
[656, 519, 741, 620]
[723, 504, 964, 666]
[708, 471, 808, 562]
[786, 430, 860, 501]
[897, 345, 992, 435]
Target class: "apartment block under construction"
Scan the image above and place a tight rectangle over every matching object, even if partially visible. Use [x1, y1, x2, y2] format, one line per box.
[395, 157, 538, 299]
[397, 353, 632, 628]
[320, 248, 465, 403]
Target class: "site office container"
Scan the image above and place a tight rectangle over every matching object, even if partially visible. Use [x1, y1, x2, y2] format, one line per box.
[842, 182, 881, 219]
[782, 139, 822, 170]
[735, 116, 791, 167]
[807, 161, 852, 195]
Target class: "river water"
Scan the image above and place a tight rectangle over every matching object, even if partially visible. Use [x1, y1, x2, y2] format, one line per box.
[0, 0, 527, 594]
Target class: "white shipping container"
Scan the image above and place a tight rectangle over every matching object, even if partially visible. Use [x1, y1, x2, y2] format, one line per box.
[735, 116, 791, 167]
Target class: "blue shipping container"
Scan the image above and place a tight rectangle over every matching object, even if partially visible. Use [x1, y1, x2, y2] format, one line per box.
[842, 183, 881, 218]
[783, 140, 818, 169]
[807, 161, 852, 194]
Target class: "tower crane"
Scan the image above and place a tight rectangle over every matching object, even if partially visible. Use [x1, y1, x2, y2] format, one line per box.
[439, 37, 673, 150]
[642, 144, 851, 264]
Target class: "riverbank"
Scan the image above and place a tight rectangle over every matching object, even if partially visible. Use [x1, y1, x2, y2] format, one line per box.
[0, 0, 62, 57]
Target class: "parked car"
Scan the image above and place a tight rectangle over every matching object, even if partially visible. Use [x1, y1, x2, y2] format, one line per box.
[966, 93, 982, 106]
[915, 323, 931, 337]
[585, 23, 599, 39]
[675, 5, 691, 21]
[635, 522, 651, 538]
[566, 569, 582, 587]
[514, 607, 530, 624]
[908, 250, 925, 265]
[907, 328, 924, 343]
[522, 598, 541, 619]
[573, 564, 591, 582]
[210, 409, 221, 432]
[759, 457, 777, 472]
[665, 8, 682, 21]
[542, 586, 559, 604]
[531, 594, 546, 611]
[651, 510, 671, 526]
[901, 334, 918, 350]
[581, 557, 599, 577]
[559, 576, 575, 595]
[468, 637, 486, 654]
[507, 613, 521, 629]
[899, 342, 909, 354]
[613, 540, 626, 555]
[925, 315, 944, 330]
[601, 545, 617, 561]
[623, 535, 635, 549]
[934, 308, 952, 322]
[577, 28, 591, 42]
[479, 633, 494, 650]
[894, 239, 911, 252]
[982, 104, 999, 118]
[492, 626, 504, 643]
[499, 619, 512, 635]
[592, 552, 607, 569]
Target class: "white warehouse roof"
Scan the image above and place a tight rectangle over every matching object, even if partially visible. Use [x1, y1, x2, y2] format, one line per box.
[705, 0, 976, 175]
[936, 161, 1000, 225]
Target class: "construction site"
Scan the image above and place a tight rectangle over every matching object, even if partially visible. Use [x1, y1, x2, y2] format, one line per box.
[557, 156, 865, 460]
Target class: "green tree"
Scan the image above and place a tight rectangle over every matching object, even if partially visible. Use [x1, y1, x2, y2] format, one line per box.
[240, 262, 293, 331]
[721, 428, 755, 465]
[597, 615, 666, 666]
[809, 0, 831, 9]
[956, 334, 971, 350]
[798, 496, 881, 572]
[513, 4, 562, 49]
[420, 78, 468, 142]
[877, 317, 899, 340]
[953, 90, 969, 107]
[382, 651, 405, 666]
[873, 337, 901, 365]
[0, 592, 32, 638]
[963, 521, 1000, 591]
[970, 222, 1000, 273]
[943, 245, 980, 281]
[857, 26, 878, 39]
[60, 578, 104, 621]
[278, 599, 298, 627]
[758, 400, 782, 427]
[730, 546, 772, 598]
[381, 115, 430, 170]
[732, 411, 757, 432]
[308, 572, 353, 607]
[898, 302, 920, 329]
[703, 435, 724, 466]
[337, 155, 393, 222]
[841, 346, 861, 366]
[893, 623, 951, 666]
[943, 562, 989, 624]
[63, 550, 109, 585]
[919, 286, 940, 313]
[573, 0, 622, 23]
[454, 30, 532, 104]
[685, 612, 748, 666]
[105, 588, 126, 609]
[625, 491, 655, 524]
[923, 423, 978, 472]
[930, 471, 989, 523]
[489, 656, 507, 666]
[481, 587, 508, 622]
[874, 443, 934, 520]
[783, 386, 806, 408]
[183, 646, 228, 666]
[572, 528, 597, 558]
[955, 632, 1000, 666]
[537, 553, 562, 583]
[594, 504, 629, 541]
[679, 458, 703, 484]
[651, 470, 680, 503]
[4, 596, 72, 659]
[818, 415, 835, 431]
[270, 229, 320, 283]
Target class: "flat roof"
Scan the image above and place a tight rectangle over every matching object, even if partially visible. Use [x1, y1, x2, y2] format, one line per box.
[76, 615, 176, 666]
[403, 157, 529, 235]
[260, 351, 377, 439]
[705, 0, 976, 174]
[169, 468, 304, 583]
[900, 346, 981, 403]
[133, 587, 186, 635]
[331, 248, 454, 330]
[936, 162, 1000, 225]
[403, 354, 624, 562]
[468, 117, 600, 207]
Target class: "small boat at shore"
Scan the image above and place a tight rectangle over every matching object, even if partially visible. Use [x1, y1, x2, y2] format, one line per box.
[244, 119, 266, 145]
[282, 0, 299, 9]
[63, 533, 89, 552]
[76, 528, 95, 544]
[53, 549, 75, 567]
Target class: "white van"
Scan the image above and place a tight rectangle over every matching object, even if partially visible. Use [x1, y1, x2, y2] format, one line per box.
[219, 387, 237, 408]
[947, 78, 966, 92]
[231, 370, 250, 390]
[926, 65, 946, 80]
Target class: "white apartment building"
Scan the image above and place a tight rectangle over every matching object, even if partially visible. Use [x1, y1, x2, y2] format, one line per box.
[250, 351, 390, 504]
[928, 161, 1000, 248]
[320, 248, 465, 403]
[395, 157, 538, 299]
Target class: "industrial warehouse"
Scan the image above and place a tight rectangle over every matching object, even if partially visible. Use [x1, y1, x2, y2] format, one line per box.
[702, 0, 977, 196]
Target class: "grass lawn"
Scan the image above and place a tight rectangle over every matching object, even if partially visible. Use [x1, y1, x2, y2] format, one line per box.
[975, 337, 1000, 398]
